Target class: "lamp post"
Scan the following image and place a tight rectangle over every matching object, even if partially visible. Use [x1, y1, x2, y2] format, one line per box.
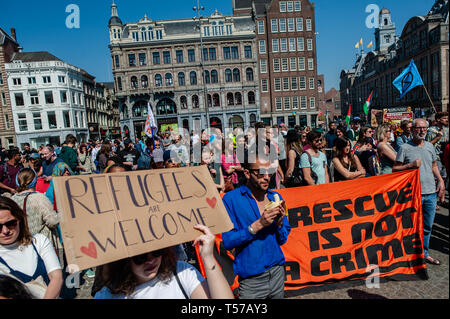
[193, 1, 209, 129]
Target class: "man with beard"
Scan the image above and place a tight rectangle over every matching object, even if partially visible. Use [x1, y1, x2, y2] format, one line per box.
[119, 138, 140, 171]
[40, 145, 64, 182]
[0, 149, 23, 195]
[222, 154, 291, 299]
[393, 118, 445, 266]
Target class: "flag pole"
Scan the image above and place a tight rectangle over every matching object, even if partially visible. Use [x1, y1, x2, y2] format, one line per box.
[422, 84, 437, 114]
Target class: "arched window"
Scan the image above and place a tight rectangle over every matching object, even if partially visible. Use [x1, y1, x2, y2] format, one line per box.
[120, 104, 128, 119]
[235, 92, 242, 105]
[178, 72, 185, 86]
[207, 94, 212, 108]
[192, 95, 199, 108]
[227, 92, 234, 106]
[141, 27, 147, 41]
[165, 73, 173, 86]
[203, 70, 210, 84]
[248, 91, 255, 104]
[213, 93, 220, 107]
[190, 71, 197, 85]
[147, 26, 154, 40]
[156, 98, 177, 115]
[155, 74, 162, 87]
[233, 68, 240, 82]
[141, 75, 148, 88]
[246, 68, 254, 82]
[211, 70, 218, 83]
[180, 96, 187, 109]
[130, 76, 138, 89]
[225, 69, 232, 82]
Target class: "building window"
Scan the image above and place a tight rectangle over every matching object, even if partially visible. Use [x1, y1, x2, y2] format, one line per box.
[4, 114, 10, 129]
[231, 46, 239, 59]
[176, 50, 184, 63]
[271, 19, 278, 33]
[246, 68, 254, 82]
[227, 93, 234, 106]
[300, 96, 307, 108]
[47, 111, 57, 129]
[281, 58, 289, 72]
[165, 73, 173, 86]
[275, 97, 282, 110]
[291, 77, 298, 90]
[289, 38, 296, 52]
[28, 77, 36, 84]
[33, 112, 42, 130]
[259, 40, 266, 54]
[13, 78, 21, 86]
[261, 79, 268, 92]
[63, 111, 71, 128]
[190, 71, 197, 85]
[258, 20, 265, 34]
[283, 77, 289, 91]
[244, 46, 252, 59]
[18, 113, 28, 131]
[280, 1, 287, 12]
[292, 96, 299, 109]
[203, 70, 210, 84]
[163, 51, 171, 64]
[180, 96, 187, 109]
[117, 78, 122, 91]
[203, 26, 210, 37]
[188, 49, 195, 62]
[235, 92, 242, 105]
[209, 48, 217, 61]
[128, 54, 136, 67]
[225, 69, 232, 82]
[223, 47, 231, 60]
[248, 91, 255, 105]
[294, 1, 301, 11]
[141, 75, 148, 88]
[307, 38, 313, 51]
[155, 30, 163, 40]
[290, 57, 297, 71]
[202, 48, 209, 61]
[298, 57, 305, 70]
[306, 19, 312, 31]
[155, 74, 162, 87]
[288, 18, 295, 32]
[273, 58, 280, 72]
[192, 95, 199, 109]
[296, 18, 303, 32]
[44, 91, 54, 104]
[139, 53, 146, 66]
[213, 93, 220, 107]
[279, 19, 286, 32]
[58, 75, 66, 83]
[233, 68, 240, 82]
[60, 90, 67, 103]
[30, 90, 39, 105]
[178, 72, 185, 86]
[297, 37, 304, 51]
[211, 70, 218, 83]
[299, 76, 306, 90]
[274, 78, 281, 91]
[131, 76, 138, 89]
[280, 38, 287, 52]
[310, 97, 316, 108]
[153, 52, 160, 65]
[42, 76, 51, 84]
[15, 93, 24, 106]
[287, 1, 294, 12]
[260, 59, 267, 73]
[284, 97, 290, 110]
[309, 77, 315, 89]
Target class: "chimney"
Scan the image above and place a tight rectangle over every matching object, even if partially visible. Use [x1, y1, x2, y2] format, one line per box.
[10, 28, 17, 41]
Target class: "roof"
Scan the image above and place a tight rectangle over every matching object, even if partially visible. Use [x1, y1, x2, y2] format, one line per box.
[0, 27, 18, 46]
[109, 16, 123, 27]
[428, 0, 449, 22]
[12, 51, 62, 62]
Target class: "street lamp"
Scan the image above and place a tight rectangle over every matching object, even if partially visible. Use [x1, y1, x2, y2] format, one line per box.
[193, 1, 210, 129]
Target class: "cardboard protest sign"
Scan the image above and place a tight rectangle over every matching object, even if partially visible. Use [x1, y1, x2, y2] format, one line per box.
[53, 165, 233, 271]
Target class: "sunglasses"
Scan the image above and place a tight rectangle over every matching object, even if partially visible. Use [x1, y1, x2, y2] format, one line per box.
[248, 168, 274, 178]
[0, 219, 18, 231]
[131, 249, 164, 265]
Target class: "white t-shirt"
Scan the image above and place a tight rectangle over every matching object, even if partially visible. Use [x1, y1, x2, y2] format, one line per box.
[0, 234, 61, 277]
[94, 261, 205, 299]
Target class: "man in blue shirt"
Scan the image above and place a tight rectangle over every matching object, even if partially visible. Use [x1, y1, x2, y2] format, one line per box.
[222, 154, 291, 299]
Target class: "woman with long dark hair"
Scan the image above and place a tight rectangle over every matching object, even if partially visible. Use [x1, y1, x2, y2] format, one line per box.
[284, 130, 303, 187]
[332, 137, 366, 182]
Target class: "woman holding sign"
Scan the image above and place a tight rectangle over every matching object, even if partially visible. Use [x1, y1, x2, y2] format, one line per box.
[94, 224, 234, 299]
[0, 197, 63, 299]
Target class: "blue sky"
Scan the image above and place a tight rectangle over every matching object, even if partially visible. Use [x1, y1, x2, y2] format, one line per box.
[1, 0, 435, 91]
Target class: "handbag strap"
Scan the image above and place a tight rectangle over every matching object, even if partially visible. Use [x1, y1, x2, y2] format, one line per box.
[174, 267, 189, 299]
[23, 193, 32, 215]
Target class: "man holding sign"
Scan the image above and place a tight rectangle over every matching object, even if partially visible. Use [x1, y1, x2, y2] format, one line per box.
[222, 154, 291, 299]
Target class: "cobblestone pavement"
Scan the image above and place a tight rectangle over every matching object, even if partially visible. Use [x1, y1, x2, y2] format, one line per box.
[69, 195, 449, 300]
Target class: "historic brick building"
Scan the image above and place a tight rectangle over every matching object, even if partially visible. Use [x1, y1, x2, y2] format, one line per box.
[233, 0, 321, 128]
[108, 2, 260, 139]
[0, 27, 20, 149]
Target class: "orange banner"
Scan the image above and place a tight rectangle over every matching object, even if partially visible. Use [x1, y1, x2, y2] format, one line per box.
[279, 169, 426, 295]
[196, 169, 427, 296]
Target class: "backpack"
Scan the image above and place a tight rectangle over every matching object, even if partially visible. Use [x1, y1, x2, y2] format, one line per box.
[137, 146, 151, 169]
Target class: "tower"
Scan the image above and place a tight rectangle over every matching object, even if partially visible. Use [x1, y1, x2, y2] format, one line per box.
[374, 8, 396, 53]
[108, 1, 123, 43]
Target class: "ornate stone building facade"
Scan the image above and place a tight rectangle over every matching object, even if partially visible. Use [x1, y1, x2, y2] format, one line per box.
[340, 1, 449, 119]
[108, 2, 260, 139]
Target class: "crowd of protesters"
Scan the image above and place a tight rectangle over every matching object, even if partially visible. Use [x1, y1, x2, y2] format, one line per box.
[0, 111, 448, 299]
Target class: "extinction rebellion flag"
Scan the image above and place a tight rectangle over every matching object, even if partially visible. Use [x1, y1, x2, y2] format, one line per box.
[393, 60, 424, 99]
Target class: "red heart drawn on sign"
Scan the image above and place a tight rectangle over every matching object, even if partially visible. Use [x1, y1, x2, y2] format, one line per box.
[80, 242, 97, 259]
[206, 197, 217, 209]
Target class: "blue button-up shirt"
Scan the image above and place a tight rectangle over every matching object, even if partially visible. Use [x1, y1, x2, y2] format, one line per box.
[222, 185, 291, 279]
